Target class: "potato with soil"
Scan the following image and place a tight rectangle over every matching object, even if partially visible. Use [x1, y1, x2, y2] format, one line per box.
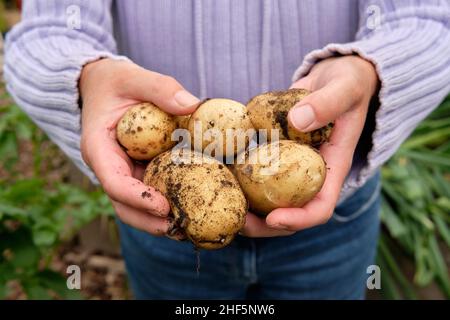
[174, 115, 191, 129]
[247, 88, 332, 148]
[188, 98, 254, 158]
[116, 102, 177, 160]
[144, 149, 247, 249]
[234, 140, 326, 215]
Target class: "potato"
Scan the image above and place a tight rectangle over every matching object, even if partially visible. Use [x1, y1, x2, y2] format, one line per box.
[288, 122, 333, 148]
[246, 88, 332, 148]
[174, 115, 191, 129]
[234, 140, 326, 215]
[116, 102, 177, 160]
[188, 98, 254, 158]
[144, 149, 247, 249]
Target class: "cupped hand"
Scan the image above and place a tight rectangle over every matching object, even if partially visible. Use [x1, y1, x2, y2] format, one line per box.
[241, 55, 379, 237]
[79, 58, 199, 236]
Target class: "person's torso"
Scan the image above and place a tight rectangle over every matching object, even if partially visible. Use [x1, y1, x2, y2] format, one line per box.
[113, 0, 360, 103]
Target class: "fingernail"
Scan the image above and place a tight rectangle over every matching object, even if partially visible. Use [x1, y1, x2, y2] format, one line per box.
[148, 209, 167, 217]
[288, 104, 315, 131]
[155, 211, 166, 218]
[174, 90, 200, 108]
[268, 223, 289, 230]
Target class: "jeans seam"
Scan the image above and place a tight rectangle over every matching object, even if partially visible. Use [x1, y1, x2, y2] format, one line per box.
[332, 180, 381, 223]
[249, 239, 258, 284]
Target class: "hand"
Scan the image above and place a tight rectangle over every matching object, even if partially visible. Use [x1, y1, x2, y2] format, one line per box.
[241, 55, 379, 237]
[79, 58, 200, 236]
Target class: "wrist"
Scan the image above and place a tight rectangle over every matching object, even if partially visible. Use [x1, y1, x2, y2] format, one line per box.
[353, 56, 379, 98]
[79, 58, 112, 97]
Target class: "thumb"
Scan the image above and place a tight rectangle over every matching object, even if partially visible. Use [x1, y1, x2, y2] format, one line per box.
[124, 66, 200, 115]
[288, 81, 354, 132]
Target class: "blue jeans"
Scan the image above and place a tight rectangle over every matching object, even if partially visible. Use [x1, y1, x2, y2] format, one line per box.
[118, 171, 381, 299]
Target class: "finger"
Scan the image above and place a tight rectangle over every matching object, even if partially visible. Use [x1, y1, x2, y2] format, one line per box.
[265, 147, 344, 231]
[266, 110, 363, 231]
[289, 76, 314, 91]
[132, 162, 147, 181]
[111, 200, 169, 236]
[240, 212, 295, 238]
[165, 217, 188, 241]
[288, 79, 359, 132]
[121, 67, 200, 115]
[86, 127, 170, 216]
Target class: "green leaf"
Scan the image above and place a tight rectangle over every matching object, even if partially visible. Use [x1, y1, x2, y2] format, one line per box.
[416, 117, 450, 131]
[0, 203, 28, 219]
[377, 252, 401, 299]
[382, 182, 410, 209]
[380, 199, 407, 237]
[0, 229, 41, 269]
[0, 132, 19, 169]
[2, 179, 45, 203]
[38, 270, 83, 300]
[435, 141, 450, 153]
[436, 197, 450, 211]
[32, 226, 58, 247]
[379, 235, 417, 299]
[426, 99, 450, 119]
[414, 240, 434, 286]
[401, 127, 450, 150]
[429, 236, 450, 298]
[408, 210, 435, 231]
[432, 213, 450, 247]
[402, 178, 425, 202]
[22, 281, 52, 300]
[0, 264, 16, 283]
[433, 170, 450, 198]
[16, 121, 34, 140]
[398, 150, 450, 167]
[0, 282, 8, 299]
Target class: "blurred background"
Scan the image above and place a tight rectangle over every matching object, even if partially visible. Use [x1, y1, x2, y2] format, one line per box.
[0, 1, 449, 300]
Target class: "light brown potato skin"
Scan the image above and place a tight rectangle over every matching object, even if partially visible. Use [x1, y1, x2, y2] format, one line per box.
[174, 115, 191, 129]
[144, 150, 247, 250]
[234, 140, 326, 215]
[246, 89, 332, 148]
[188, 98, 254, 158]
[116, 102, 177, 160]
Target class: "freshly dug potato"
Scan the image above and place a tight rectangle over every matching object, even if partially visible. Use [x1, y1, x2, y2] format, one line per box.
[116, 102, 177, 160]
[246, 88, 332, 148]
[144, 149, 247, 249]
[188, 98, 254, 158]
[174, 115, 191, 129]
[288, 122, 333, 147]
[234, 140, 326, 215]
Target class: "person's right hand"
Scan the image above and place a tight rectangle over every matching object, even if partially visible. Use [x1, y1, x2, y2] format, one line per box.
[79, 58, 200, 237]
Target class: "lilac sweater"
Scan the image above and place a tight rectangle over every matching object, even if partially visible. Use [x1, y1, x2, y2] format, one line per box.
[4, 0, 450, 202]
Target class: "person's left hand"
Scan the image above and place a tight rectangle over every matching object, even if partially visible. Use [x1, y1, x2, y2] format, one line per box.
[241, 55, 379, 237]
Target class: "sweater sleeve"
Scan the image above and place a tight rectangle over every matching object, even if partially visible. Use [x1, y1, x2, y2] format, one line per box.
[4, 0, 128, 184]
[292, 0, 450, 200]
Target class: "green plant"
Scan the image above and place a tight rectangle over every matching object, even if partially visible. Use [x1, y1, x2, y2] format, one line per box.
[0, 92, 114, 299]
[379, 95, 450, 299]
[0, 98, 45, 173]
[0, 179, 114, 299]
